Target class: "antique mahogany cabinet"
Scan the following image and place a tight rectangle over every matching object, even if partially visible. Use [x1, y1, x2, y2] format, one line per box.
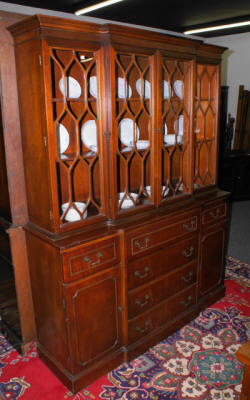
[9, 14, 229, 392]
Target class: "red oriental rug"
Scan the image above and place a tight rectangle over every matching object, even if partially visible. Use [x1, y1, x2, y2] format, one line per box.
[0, 256, 249, 400]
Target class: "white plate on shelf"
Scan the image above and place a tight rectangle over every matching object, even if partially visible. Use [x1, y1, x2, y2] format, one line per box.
[145, 185, 169, 197]
[177, 115, 184, 136]
[81, 120, 98, 151]
[59, 77, 81, 98]
[61, 202, 87, 222]
[119, 118, 139, 147]
[136, 79, 151, 99]
[136, 140, 149, 150]
[89, 76, 97, 98]
[162, 186, 170, 197]
[163, 134, 183, 145]
[57, 123, 70, 154]
[174, 80, 183, 99]
[117, 77, 132, 99]
[163, 80, 170, 99]
[164, 123, 168, 135]
[118, 192, 138, 209]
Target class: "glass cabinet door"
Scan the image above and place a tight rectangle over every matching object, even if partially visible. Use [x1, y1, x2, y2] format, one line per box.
[113, 51, 153, 213]
[194, 63, 219, 189]
[48, 47, 104, 228]
[159, 57, 192, 202]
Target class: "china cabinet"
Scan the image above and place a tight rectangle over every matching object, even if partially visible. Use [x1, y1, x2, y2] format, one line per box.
[9, 14, 229, 392]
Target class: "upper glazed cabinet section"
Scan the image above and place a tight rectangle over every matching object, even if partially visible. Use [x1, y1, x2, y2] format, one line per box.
[8, 16, 225, 234]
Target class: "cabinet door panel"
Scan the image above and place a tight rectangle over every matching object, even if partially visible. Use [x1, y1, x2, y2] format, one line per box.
[194, 63, 219, 190]
[159, 56, 192, 201]
[65, 267, 123, 373]
[199, 223, 226, 295]
[45, 45, 106, 231]
[111, 49, 154, 214]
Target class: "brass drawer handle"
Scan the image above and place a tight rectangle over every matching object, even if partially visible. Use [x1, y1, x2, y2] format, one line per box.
[180, 295, 192, 307]
[181, 246, 194, 258]
[209, 208, 220, 219]
[134, 266, 150, 279]
[84, 251, 103, 267]
[135, 294, 150, 308]
[183, 219, 196, 232]
[134, 237, 150, 250]
[181, 271, 193, 282]
[135, 320, 150, 333]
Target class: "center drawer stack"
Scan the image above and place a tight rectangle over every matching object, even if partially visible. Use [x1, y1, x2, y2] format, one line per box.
[125, 209, 200, 346]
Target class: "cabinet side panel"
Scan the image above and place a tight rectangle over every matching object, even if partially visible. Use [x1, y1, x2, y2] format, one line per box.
[26, 231, 69, 369]
[14, 39, 52, 231]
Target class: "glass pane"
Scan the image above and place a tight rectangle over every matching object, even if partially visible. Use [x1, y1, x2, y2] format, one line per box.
[194, 64, 218, 189]
[115, 52, 152, 211]
[160, 58, 190, 200]
[50, 48, 103, 225]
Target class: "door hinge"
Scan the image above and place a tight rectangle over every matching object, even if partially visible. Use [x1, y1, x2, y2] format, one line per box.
[44, 136, 47, 147]
[62, 299, 66, 309]
[39, 55, 42, 66]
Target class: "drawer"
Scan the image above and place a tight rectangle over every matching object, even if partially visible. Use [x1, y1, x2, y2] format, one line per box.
[128, 261, 197, 319]
[202, 200, 228, 225]
[62, 234, 121, 282]
[128, 284, 197, 344]
[127, 233, 198, 291]
[126, 210, 199, 260]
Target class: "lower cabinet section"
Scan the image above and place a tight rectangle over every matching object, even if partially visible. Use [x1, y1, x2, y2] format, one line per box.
[25, 193, 229, 393]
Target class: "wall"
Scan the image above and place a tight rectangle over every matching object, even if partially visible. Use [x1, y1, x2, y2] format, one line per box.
[207, 32, 250, 122]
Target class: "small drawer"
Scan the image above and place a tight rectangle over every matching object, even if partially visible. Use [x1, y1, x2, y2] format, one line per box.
[202, 201, 228, 225]
[128, 284, 197, 344]
[128, 233, 198, 290]
[128, 261, 197, 319]
[62, 234, 120, 282]
[126, 210, 199, 259]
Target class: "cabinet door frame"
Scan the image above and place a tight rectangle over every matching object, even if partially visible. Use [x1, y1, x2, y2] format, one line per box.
[107, 42, 157, 219]
[194, 59, 221, 191]
[64, 265, 124, 374]
[156, 51, 195, 206]
[198, 221, 227, 296]
[42, 38, 108, 234]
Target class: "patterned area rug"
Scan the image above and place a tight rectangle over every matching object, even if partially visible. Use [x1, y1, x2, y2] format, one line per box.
[0, 256, 249, 400]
